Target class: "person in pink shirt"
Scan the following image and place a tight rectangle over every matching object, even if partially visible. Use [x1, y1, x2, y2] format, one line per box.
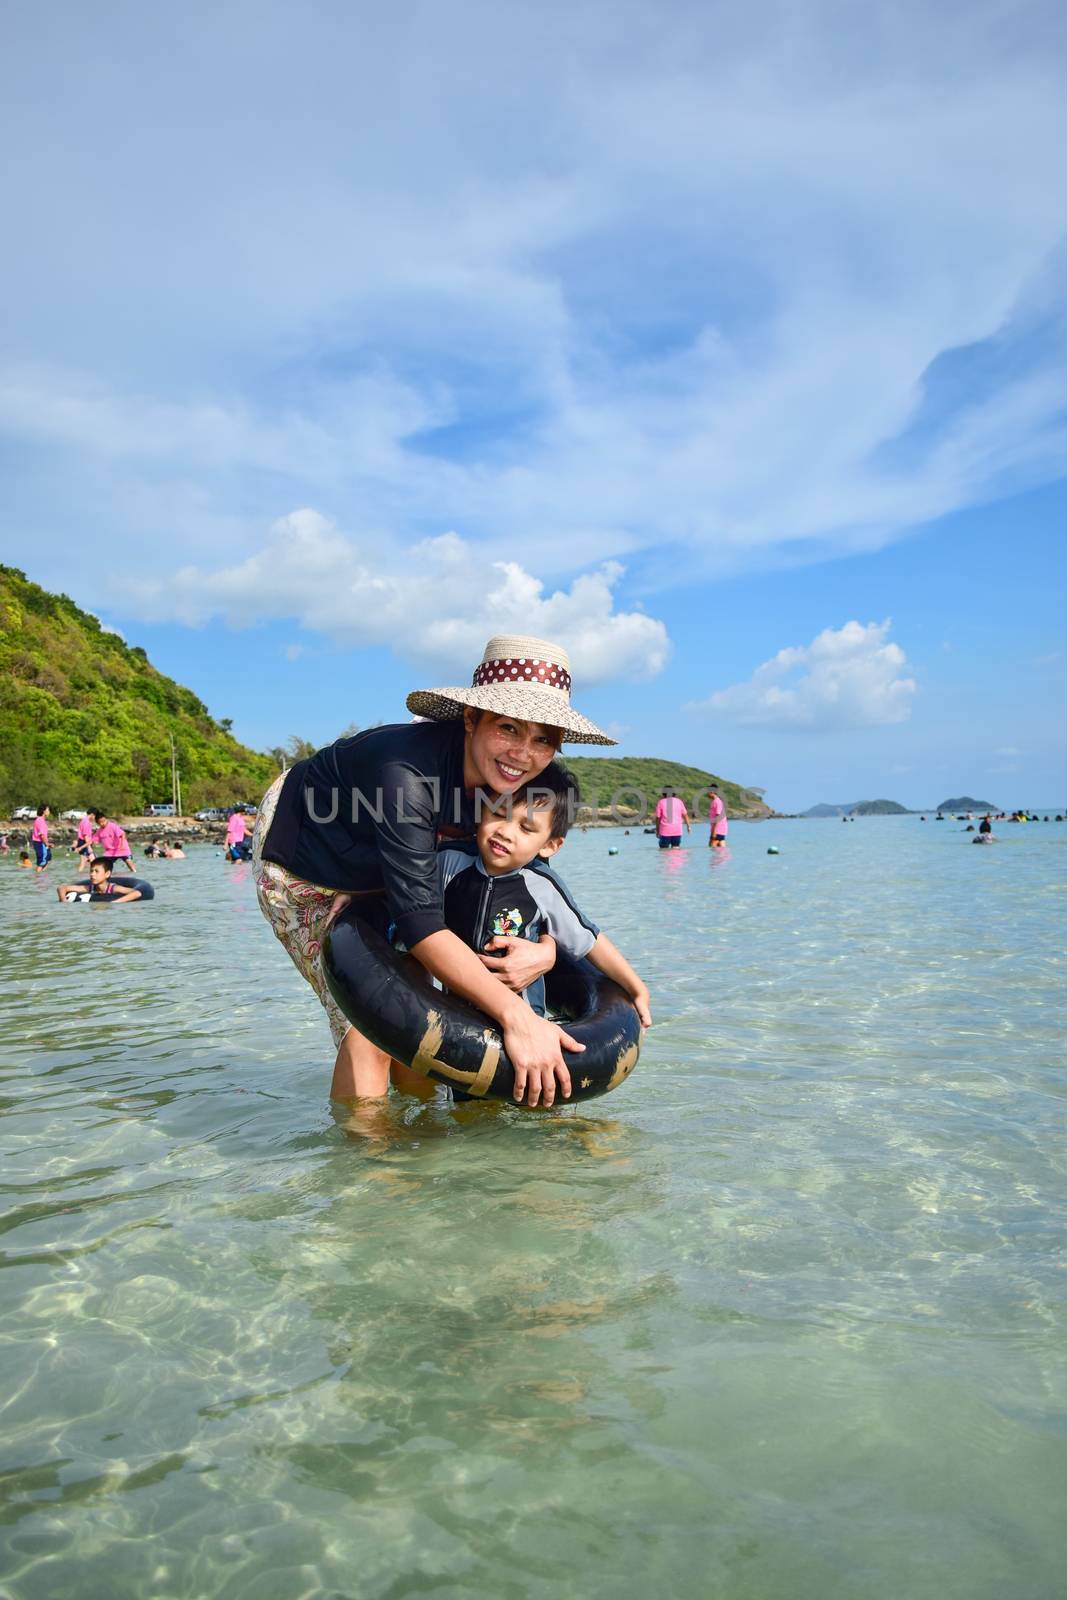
[708, 786, 728, 848]
[74, 811, 95, 868]
[31, 804, 52, 871]
[654, 788, 691, 849]
[91, 809, 135, 872]
[224, 809, 251, 861]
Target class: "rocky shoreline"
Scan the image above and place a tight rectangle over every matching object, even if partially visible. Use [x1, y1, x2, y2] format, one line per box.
[2, 816, 235, 849]
[4, 801, 777, 848]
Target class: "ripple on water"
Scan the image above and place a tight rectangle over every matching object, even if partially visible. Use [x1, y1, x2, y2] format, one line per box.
[1, 823, 1065, 1598]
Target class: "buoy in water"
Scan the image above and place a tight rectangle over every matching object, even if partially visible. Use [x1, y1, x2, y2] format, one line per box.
[608, 846, 619, 855]
[767, 846, 779, 854]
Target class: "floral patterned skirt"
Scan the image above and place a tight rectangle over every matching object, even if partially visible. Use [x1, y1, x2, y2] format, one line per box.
[252, 773, 386, 1049]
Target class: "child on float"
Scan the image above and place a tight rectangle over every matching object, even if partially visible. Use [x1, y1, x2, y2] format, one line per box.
[55, 859, 145, 902]
[434, 761, 651, 1052]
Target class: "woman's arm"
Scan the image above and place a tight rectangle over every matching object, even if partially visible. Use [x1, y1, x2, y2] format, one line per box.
[410, 928, 584, 1109]
[586, 933, 652, 1028]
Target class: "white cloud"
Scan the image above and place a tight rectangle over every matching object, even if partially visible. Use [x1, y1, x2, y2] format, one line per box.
[692, 620, 916, 731]
[2, 0, 1067, 606]
[123, 509, 669, 683]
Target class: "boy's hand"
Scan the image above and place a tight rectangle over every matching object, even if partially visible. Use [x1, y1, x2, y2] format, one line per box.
[479, 934, 556, 993]
[502, 1005, 584, 1108]
[631, 984, 652, 1029]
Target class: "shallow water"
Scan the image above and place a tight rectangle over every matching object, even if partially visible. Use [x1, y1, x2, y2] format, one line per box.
[1, 819, 1065, 1599]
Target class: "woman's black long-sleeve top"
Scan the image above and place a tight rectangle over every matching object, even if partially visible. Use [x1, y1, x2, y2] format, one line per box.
[261, 720, 475, 948]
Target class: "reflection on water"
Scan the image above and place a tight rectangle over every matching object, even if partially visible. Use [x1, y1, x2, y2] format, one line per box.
[1, 821, 1065, 1599]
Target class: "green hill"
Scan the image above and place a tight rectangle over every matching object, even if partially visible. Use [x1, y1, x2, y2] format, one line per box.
[560, 755, 768, 820]
[852, 799, 911, 816]
[0, 565, 275, 814]
[804, 798, 911, 816]
[937, 795, 997, 812]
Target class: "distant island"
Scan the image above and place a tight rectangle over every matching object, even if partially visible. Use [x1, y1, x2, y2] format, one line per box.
[802, 799, 911, 817]
[802, 794, 1003, 818]
[937, 795, 998, 812]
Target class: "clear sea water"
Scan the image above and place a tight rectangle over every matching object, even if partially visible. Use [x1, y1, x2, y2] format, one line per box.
[1, 817, 1064, 1600]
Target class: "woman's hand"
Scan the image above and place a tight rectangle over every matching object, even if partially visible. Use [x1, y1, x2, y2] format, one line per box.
[478, 934, 556, 993]
[501, 1003, 584, 1108]
[324, 891, 354, 929]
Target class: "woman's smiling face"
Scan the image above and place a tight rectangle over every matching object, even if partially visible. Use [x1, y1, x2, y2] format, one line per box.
[463, 709, 560, 794]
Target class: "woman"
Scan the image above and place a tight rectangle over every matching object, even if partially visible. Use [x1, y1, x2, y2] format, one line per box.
[254, 634, 614, 1107]
[31, 805, 51, 872]
[707, 786, 728, 848]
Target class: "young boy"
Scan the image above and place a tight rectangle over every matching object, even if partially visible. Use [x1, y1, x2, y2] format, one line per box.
[436, 764, 651, 1032]
[73, 812, 95, 867]
[90, 809, 136, 873]
[55, 858, 145, 902]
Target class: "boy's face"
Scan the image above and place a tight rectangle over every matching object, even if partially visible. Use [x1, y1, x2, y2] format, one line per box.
[89, 863, 109, 886]
[478, 799, 562, 876]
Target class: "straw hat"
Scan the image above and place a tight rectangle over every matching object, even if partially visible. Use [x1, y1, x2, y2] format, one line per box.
[406, 634, 615, 745]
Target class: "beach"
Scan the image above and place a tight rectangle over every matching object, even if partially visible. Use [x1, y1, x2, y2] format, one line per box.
[1, 818, 1064, 1598]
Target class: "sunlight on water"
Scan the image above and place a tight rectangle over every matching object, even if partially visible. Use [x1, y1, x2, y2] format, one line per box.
[1, 819, 1064, 1598]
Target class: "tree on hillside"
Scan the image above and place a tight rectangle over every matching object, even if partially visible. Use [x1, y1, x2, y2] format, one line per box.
[285, 736, 318, 762]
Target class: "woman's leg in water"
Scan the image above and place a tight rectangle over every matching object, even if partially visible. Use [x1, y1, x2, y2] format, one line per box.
[330, 1032, 432, 1099]
[330, 1026, 392, 1099]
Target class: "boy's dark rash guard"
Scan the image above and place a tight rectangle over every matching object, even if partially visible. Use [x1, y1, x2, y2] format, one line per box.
[260, 720, 476, 948]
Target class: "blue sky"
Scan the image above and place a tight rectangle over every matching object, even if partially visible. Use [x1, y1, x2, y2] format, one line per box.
[2, 0, 1065, 811]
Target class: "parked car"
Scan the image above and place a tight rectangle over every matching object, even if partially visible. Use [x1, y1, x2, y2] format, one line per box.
[194, 808, 227, 821]
[145, 803, 176, 817]
[12, 806, 35, 821]
[61, 809, 88, 821]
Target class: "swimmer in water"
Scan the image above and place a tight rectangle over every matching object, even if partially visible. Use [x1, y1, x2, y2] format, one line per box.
[56, 859, 144, 902]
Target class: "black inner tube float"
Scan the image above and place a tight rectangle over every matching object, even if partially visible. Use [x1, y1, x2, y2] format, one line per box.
[323, 909, 641, 1105]
[65, 875, 155, 902]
